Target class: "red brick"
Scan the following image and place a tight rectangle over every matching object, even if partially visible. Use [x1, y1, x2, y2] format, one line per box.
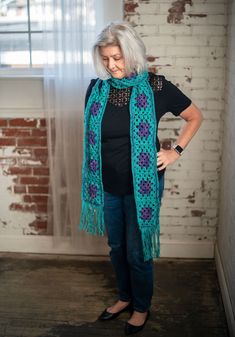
[33, 167, 49, 176]
[20, 176, 37, 185]
[8, 167, 32, 175]
[0, 119, 7, 127]
[161, 139, 172, 150]
[30, 220, 47, 230]
[28, 186, 49, 194]
[36, 221, 47, 229]
[33, 195, 48, 203]
[24, 195, 32, 202]
[20, 177, 49, 185]
[24, 195, 48, 203]
[9, 203, 36, 212]
[33, 148, 48, 165]
[124, 3, 139, 13]
[17, 138, 47, 147]
[14, 185, 27, 194]
[3, 129, 31, 137]
[0, 138, 16, 146]
[9, 119, 37, 127]
[34, 148, 48, 157]
[31, 129, 47, 137]
[40, 119, 46, 127]
[36, 204, 48, 213]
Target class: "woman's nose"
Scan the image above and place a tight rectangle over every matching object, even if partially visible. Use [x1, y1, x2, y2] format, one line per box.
[108, 58, 115, 69]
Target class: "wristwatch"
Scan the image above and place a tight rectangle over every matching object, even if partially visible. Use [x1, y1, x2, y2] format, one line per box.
[172, 144, 184, 156]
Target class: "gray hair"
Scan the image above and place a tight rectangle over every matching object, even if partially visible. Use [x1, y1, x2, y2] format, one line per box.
[92, 21, 147, 79]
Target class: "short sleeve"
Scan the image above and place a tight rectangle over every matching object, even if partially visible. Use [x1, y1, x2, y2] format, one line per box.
[163, 78, 192, 116]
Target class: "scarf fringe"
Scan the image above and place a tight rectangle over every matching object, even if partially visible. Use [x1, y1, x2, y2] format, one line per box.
[141, 226, 160, 261]
[80, 201, 105, 236]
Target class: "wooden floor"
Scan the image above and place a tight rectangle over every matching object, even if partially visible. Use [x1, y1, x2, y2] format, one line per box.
[0, 253, 229, 337]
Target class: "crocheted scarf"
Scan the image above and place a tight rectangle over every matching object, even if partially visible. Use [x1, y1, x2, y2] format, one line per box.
[80, 71, 160, 261]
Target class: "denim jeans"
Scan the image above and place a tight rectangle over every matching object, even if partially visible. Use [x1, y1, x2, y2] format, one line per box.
[104, 174, 164, 313]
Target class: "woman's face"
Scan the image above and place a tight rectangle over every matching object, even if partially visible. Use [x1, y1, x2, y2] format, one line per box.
[100, 45, 126, 79]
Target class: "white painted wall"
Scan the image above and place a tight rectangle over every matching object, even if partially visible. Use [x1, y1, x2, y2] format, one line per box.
[128, 0, 227, 257]
[0, 78, 44, 118]
[216, 1, 235, 336]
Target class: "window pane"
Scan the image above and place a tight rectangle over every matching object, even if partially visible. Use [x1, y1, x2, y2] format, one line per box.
[30, 0, 43, 31]
[31, 32, 43, 67]
[0, 33, 30, 68]
[0, 0, 28, 32]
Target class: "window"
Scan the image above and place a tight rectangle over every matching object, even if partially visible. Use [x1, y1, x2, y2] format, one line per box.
[0, 0, 44, 74]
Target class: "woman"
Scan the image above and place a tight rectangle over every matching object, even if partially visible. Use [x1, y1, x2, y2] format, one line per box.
[80, 21, 203, 335]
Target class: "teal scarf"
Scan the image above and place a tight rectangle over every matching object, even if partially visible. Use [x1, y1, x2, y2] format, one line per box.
[80, 71, 161, 261]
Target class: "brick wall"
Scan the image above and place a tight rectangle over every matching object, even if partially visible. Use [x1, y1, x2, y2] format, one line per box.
[125, 0, 227, 244]
[0, 1, 228, 256]
[0, 118, 49, 234]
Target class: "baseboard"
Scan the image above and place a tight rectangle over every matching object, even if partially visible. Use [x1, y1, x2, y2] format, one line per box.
[160, 239, 214, 258]
[0, 235, 214, 258]
[215, 243, 235, 337]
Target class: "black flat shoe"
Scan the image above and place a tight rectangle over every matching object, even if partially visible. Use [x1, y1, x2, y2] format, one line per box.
[98, 302, 132, 321]
[124, 310, 150, 335]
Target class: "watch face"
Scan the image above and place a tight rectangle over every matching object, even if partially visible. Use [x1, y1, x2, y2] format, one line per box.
[175, 145, 183, 153]
[173, 145, 184, 155]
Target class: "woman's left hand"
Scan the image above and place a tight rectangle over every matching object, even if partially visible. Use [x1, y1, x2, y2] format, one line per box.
[157, 149, 180, 171]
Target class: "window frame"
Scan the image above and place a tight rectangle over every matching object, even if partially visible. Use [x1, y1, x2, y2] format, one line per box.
[0, 0, 44, 77]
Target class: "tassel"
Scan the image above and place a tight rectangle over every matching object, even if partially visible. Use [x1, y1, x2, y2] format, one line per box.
[141, 226, 160, 261]
[79, 201, 105, 236]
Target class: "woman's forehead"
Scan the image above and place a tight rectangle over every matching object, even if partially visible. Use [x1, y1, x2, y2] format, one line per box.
[100, 45, 122, 56]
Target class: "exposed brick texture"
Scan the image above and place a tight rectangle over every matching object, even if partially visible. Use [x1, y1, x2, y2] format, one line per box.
[125, 0, 227, 243]
[9, 119, 38, 127]
[0, 118, 49, 234]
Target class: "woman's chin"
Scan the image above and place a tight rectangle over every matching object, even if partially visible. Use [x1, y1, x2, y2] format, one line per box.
[110, 71, 126, 79]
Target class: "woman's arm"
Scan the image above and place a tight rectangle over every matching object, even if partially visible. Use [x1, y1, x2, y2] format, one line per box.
[157, 103, 203, 171]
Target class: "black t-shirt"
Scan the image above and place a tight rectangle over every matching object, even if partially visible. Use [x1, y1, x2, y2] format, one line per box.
[85, 72, 191, 196]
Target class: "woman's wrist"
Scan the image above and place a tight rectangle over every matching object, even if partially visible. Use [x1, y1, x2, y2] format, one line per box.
[172, 144, 184, 156]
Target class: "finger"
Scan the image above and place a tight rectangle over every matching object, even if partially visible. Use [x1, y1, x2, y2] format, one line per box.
[157, 159, 164, 167]
[158, 161, 169, 170]
[157, 156, 166, 164]
[157, 162, 165, 170]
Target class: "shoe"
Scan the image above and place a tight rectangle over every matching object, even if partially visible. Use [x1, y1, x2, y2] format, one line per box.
[98, 302, 132, 321]
[124, 310, 150, 335]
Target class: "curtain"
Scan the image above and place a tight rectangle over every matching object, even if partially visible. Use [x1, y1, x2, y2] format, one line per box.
[43, 0, 123, 251]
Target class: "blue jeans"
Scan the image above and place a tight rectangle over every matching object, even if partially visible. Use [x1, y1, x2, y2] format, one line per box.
[104, 175, 164, 313]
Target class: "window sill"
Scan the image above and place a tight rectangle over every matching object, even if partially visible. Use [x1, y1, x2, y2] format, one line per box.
[0, 68, 44, 78]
